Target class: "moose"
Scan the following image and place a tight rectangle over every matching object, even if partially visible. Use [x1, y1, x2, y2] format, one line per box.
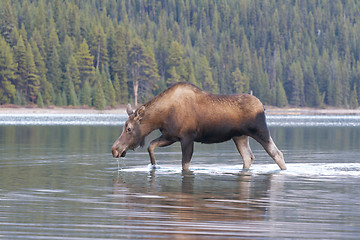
[112, 82, 286, 171]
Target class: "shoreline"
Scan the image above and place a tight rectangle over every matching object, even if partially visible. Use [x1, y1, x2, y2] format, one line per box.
[1, 105, 360, 115]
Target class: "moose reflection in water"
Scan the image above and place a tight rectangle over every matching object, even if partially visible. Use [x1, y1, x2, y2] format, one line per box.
[112, 82, 286, 170]
[112, 170, 284, 227]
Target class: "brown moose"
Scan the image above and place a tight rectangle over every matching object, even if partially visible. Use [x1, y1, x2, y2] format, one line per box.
[112, 82, 286, 171]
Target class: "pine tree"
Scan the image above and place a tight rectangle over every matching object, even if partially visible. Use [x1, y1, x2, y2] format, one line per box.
[91, 24, 108, 70]
[55, 91, 63, 106]
[0, 36, 16, 104]
[25, 43, 40, 103]
[350, 85, 359, 109]
[64, 66, 79, 106]
[110, 26, 128, 103]
[112, 73, 121, 103]
[232, 67, 249, 94]
[107, 78, 116, 108]
[166, 41, 186, 86]
[65, 56, 81, 94]
[43, 81, 54, 105]
[0, 0, 17, 46]
[46, 44, 62, 93]
[128, 37, 146, 106]
[14, 35, 27, 95]
[37, 92, 44, 107]
[80, 79, 92, 107]
[76, 39, 95, 85]
[198, 56, 218, 93]
[276, 80, 288, 107]
[93, 78, 105, 110]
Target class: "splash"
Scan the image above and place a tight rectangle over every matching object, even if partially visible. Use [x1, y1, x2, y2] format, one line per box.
[119, 163, 360, 178]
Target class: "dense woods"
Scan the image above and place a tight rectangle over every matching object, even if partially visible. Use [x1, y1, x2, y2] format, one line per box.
[1, 0, 360, 109]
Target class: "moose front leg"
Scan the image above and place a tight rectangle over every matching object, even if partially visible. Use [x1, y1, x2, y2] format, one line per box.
[180, 137, 194, 171]
[148, 135, 175, 166]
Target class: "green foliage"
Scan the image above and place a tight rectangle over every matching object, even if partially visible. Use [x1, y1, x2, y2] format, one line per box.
[2, 0, 360, 108]
[93, 77, 105, 110]
[350, 85, 359, 109]
[37, 92, 44, 108]
[80, 80, 91, 107]
[0, 36, 16, 104]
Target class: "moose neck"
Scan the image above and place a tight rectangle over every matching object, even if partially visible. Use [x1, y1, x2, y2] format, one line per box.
[138, 104, 164, 138]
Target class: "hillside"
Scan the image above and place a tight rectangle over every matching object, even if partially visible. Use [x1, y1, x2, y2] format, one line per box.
[1, 0, 360, 109]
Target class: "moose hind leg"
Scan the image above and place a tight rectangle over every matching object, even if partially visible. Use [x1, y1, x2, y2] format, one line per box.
[148, 135, 175, 166]
[257, 136, 286, 170]
[233, 136, 255, 169]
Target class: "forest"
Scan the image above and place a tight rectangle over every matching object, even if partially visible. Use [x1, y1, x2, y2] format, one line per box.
[1, 0, 360, 109]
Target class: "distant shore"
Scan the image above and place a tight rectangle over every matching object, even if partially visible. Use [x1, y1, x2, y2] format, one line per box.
[0, 105, 360, 115]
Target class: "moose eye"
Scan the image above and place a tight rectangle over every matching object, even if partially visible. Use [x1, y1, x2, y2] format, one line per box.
[127, 127, 132, 132]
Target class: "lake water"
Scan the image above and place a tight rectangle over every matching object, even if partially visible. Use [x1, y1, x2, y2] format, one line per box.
[0, 114, 360, 239]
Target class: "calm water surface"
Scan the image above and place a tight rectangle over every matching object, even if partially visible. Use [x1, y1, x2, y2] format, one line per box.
[0, 114, 360, 239]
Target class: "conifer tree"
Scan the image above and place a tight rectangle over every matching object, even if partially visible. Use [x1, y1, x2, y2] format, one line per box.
[0, 36, 16, 104]
[43, 81, 54, 105]
[110, 26, 128, 103]
[0, 0, 17, 46]
[80, 79, 92, 107]
[25, 44, 40, 103]
[76, 39, 95, 85]
[350, 85, 359, 109]
[64, 66, 79, 106]
[112, 73, 121, 103]
[93, 77, 105, 110]
[46, 44, 62, 93]
[198, 56, 218, 93]
[128, 37, 146, 106]
[166, 41, 186, 86]
[65, 56, 80, 94]
[232, 67, 249, 94]
[276, 80, 288, 107]
[107, 78, 116, 108]
[37, 92, 44, 107]
[14, 35, 27, 95]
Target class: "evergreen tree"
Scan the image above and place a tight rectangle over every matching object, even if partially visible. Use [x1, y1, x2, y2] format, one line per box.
[65, 56, 81, 94]
[107, 78, 116, 108]
[350, 85, 359, 109]
[0, 0, 17, 46]
[25, 43, 40, 103]
[0, 36, 16, 104]
[64, 66, 79, 106]
[166, 41, 186, 86]
[93, 78, 105, 110]
[80, 79, 92, 107]
[112, 73, 121, 103]
[46, 44, 62, 93]
[37, 92, 44, 107]
[76, 39, 95, 85]
[91, 23, 108, 70]
[110, 26, 128, 104]
[198, 56, 218, 93]
[276, 80, 288, 107]
[43, 81, 54, 105]
[14, 35, 27, 94]
[128, 37, 146, 106]
[232, 67, 249, 94]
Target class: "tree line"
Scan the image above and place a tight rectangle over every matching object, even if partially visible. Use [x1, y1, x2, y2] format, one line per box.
[1, 0, 360, 109]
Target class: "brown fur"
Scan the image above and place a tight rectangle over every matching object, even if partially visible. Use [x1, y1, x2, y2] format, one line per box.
[112, 82, 286, 170]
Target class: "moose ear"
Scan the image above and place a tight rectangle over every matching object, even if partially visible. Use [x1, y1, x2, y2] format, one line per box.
[126, 104, 134, 116]
[134, 106, 146, 122]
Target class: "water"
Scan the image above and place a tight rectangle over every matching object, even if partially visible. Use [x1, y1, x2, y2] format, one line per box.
[0, 114, 360, 239]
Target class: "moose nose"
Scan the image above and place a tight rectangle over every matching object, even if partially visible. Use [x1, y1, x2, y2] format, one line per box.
[112, 148, 119, 158]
